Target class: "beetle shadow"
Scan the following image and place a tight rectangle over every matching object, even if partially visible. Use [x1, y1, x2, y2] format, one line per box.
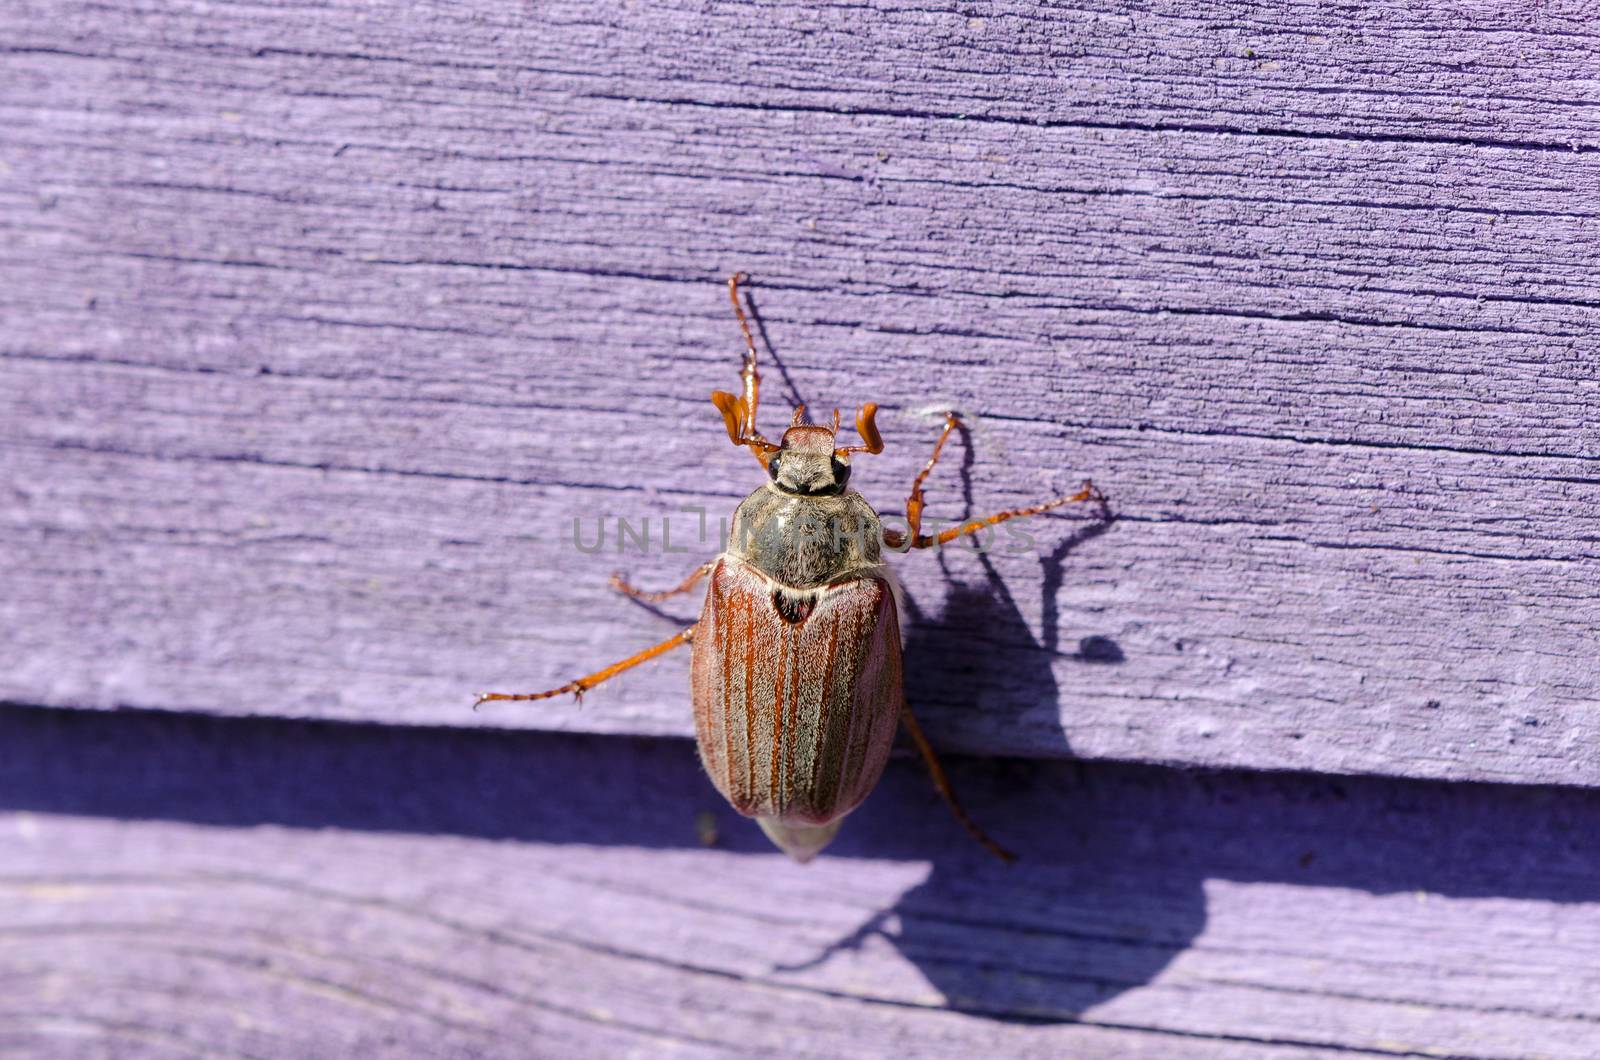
[768, 555, 1181, 1023]
[892, 415, 1121, 763]
[4, 703, 1600, 1029]
[810, 420, 1155, 1021]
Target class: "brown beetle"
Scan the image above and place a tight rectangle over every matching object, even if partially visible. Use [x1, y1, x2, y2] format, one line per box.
[477, 275, 1102, 862]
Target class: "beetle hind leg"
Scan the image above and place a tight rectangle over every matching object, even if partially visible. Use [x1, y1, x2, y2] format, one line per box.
[900, 701, 1017, 863]
[474, 625, 696, 710]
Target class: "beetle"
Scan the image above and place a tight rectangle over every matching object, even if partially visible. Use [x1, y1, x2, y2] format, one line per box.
[476, 274, 1102, 862]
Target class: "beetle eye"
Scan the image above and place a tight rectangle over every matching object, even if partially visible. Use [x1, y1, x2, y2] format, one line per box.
[768, 454, 782, 479]
[831, 457, 851, 489]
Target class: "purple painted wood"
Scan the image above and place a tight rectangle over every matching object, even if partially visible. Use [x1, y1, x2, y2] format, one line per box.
[3, 1, 1600, 788]
[1, 705, 1598, 1056]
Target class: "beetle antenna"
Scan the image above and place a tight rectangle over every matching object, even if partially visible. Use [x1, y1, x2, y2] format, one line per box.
[834, 402, 885, 457]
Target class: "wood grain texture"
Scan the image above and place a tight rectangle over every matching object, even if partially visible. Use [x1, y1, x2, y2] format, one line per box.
[3, 705, 1600, 1058]
[4, 1, 1600, 783]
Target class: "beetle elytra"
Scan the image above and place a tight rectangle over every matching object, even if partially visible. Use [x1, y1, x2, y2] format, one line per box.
[476, 275, 1103, 862]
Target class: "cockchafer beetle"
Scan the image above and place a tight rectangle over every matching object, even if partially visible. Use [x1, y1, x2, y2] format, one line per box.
[476, 275, 1103, 862]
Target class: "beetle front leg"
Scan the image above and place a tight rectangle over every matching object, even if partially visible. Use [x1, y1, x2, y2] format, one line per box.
[899, 701, 1017, 863]
[610, 560, 714, 603]
[710, 274, 779, 465]
[728, 272, 763, 440]
[474, 625, 696, 710]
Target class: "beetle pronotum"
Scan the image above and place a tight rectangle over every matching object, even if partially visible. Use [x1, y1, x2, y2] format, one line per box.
[476, 275, 1102, 862]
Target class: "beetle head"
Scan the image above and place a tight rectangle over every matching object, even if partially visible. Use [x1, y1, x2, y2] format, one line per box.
[766, 404, 884, 496]
[770, 424, 849, 496]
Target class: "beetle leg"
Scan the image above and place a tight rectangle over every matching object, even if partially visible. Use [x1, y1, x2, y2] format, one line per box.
[899, 701, 1017, 863]
[729, 272, 764, 441]
[474, 625, 695, 710]
[610, 561, 713, 603]
[911, 480, 1106, 550]
[908, 411, 960, 542]
[882, 411, 961, 550]
[712, 274, 779, 463]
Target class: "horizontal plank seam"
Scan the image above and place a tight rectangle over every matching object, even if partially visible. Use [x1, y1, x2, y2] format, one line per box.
[0, 437, 748, 500]
[582, 92, 1600, 157]
[0, 350, 684, 420]
[1249, 533, 1599, 565]
[886, 176, 1600, 222]
[55, 164, 1598, 225]
[978, 410, 1600, 465]
[15, 396, 1599, 471]
[9, 343, 1592, 466]
[15, 35, 1600, 160]
[320, 261, 1600, 339]
[1100, 422, 1600, 467]
[20, 243, 1587, 339]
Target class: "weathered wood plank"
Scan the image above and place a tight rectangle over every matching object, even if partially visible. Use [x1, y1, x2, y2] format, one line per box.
[9, 0, 1600, 146]
[3, 1, 1599, 783]
[1, 706, 1598, 1058]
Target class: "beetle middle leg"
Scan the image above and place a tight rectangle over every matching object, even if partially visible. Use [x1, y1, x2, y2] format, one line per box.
[474, 625, 695, 709]
[881, 411, 962, 550]
[610, 560, 714, 603]
[912, 481, 1105, 550]
[883, 411, 1105, 550]
[900, 701, 1017, 863]
[906, 411, 963, 542]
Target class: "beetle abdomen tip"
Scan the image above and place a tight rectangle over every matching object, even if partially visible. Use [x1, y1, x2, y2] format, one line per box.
[756, 816, 843, 864]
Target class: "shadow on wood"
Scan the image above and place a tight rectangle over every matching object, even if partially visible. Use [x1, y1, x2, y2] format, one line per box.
[3, 701, 1595, 1028]
[888, 469, 1131, 1019]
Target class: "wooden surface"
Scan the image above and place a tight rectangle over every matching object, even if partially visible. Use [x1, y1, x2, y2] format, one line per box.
[4, 1, 1600, 786]
[4, 8, 1600, 1052]
[3, 704, 1599, 1059]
